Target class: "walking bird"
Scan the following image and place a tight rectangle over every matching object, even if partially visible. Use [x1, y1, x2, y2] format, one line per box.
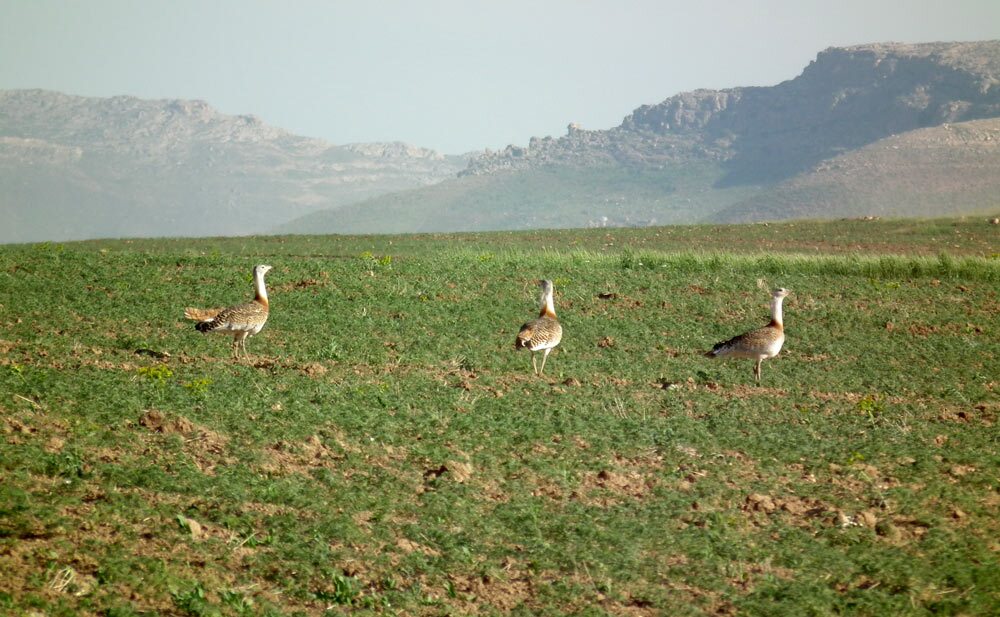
[185, 264, 272, 360]
[515, 279, 563, 375]
[705, 288, 788, 383]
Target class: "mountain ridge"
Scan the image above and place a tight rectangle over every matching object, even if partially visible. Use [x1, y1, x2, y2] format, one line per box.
[282, 40, 1000, 233]
[5, 40, 1000, 243]
[0, 89, 467, 243]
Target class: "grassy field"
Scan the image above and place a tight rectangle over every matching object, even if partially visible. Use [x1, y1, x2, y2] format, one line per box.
[275, 163, 761, 235]
[1, 218, 998, 616]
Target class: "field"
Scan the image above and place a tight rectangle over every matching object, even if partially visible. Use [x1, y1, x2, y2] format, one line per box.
[275, 163, 762, 235]
[1, 218, 998, 616]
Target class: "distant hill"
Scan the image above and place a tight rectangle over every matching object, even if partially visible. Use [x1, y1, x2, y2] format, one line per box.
[0, 90, 467, 243]
[715, 117, 1000, 222]
[282, 40, 1000, 234]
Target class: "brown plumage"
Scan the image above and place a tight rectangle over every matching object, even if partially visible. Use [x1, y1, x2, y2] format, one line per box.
[183, 307, 222, 322]
[515, 279, 563, 375]
[185, 264, 272, 360]
[705, 288, 788, 383]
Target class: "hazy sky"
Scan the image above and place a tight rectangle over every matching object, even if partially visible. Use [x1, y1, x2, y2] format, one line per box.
[2, 1, 999, 154]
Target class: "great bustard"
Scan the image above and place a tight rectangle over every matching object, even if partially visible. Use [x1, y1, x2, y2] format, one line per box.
[705, 288, 788, 383]
[515, 279, 563, 375]
[185, 264, 272, 360]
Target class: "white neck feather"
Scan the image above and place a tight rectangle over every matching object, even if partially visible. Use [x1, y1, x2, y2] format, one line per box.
[254, 269, 269, 303]
[771, 295, 784, 327]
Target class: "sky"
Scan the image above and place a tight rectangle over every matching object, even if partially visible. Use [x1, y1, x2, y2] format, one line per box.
[2, 1, 999, 154]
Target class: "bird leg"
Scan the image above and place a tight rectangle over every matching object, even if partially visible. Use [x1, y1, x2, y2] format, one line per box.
[531, 353, 538, 375]
[753, 359, 762, 383]
[539, 348, 551, 375]
[232, 333, 250, 361]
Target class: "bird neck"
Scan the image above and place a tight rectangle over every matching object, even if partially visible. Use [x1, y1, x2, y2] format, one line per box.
[254, 270, 269, 307]
[769, 295, 784, 329]
[539, 291, 556, 318]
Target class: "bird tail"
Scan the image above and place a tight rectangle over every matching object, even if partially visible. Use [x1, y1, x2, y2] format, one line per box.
[514, 327, 533, 349]
[184, 307, 221, 322]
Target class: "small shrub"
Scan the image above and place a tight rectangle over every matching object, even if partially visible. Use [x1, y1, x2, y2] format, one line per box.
[856, 394, 885, 421]
[183, 378, 212, 397]
[137, 365, 174, 386]
[314, 573, 359, 605]
[171, 583, 212, 616]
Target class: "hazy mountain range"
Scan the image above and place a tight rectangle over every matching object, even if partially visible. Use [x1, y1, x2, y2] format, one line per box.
[0, 91, 468, 243]
[3, 40, 1000, 243]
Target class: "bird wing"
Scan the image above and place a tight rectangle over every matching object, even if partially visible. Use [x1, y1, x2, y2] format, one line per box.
[184, 307, 223, 322]
[517, 317, 562, 350]
[708, 326, 782, 357]
[211, 301, 268, 329]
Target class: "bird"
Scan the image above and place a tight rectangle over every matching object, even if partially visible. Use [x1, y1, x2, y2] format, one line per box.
[185, 264, 272, 360]
[515, 279, 563, 376]
[705, 287, 789, 383]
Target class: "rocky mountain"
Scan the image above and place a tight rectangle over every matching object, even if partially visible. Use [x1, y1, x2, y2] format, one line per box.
[0, 90, 467, 243]
[282, 40, 1000, 234]
[465, 41, 1000, 184]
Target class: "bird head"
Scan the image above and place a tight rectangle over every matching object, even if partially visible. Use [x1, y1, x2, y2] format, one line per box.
[773, 287, 789, 298]
[255, 264, 273, 277]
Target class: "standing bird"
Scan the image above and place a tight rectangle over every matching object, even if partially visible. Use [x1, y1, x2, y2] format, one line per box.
[515, 279, 563, 375]
[705, 288, 788, 383]
[185, 264, 272, 360]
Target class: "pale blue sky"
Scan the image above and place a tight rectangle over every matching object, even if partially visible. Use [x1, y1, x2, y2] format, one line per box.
[2, 1, 999, 154]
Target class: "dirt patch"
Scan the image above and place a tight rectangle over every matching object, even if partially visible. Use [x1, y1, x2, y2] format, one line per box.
[938, 402, 997, 426]
[740, 492, 837, 530]
[299, 361, 328, 377]
[273, 277, 327, 293]
[724, 384, 789, 399]
[138, 409, 231, 474]
[573, 452, 664, 506]
[259, 434, 344, 476]
[396, 537, 441, 557]
[577, 468, 654, 505]
[446, 564, 534, 613]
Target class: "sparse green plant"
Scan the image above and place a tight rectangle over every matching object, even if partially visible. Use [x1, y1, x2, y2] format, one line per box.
[183, 377, 212, 397]
[857, 394, 886, 421]
[220, 590, 254, 615]
[8, 363, 25, 383]
[323, 341, 343, 361]
[171, 583, 212, 616]
[137, 364, 174, 386]
[315, 573, 359, 606]
[44, 449, 88, 480]
[360, 250, 393, 275]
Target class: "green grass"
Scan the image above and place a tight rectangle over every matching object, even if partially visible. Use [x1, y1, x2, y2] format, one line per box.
[1, 218, 998, 615]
